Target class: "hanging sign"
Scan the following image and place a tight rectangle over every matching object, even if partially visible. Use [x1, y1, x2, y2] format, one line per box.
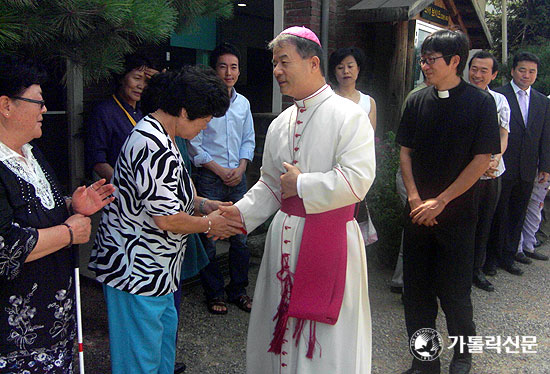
[421, 5, 450, 26]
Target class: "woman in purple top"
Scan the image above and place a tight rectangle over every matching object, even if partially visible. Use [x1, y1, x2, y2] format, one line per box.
[86, 54, 158, 181]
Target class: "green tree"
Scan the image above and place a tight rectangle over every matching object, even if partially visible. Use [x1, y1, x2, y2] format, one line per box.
[0, 0, 233, 83]
[366, 131, 403, 267]
[487, 0, 550, 51]
[487, 0, 550, 93]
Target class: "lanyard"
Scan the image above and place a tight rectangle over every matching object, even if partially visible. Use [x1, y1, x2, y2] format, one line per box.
[112, 95, 137, 127]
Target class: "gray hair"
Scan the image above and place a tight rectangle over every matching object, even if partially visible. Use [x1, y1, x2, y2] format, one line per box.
[268, 34, 325, 76]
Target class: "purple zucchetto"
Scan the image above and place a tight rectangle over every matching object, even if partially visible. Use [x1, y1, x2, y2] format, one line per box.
[279, 26, 322, 47]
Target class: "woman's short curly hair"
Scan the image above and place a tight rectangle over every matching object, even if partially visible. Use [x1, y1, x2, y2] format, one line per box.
[141, 65, 229, 120]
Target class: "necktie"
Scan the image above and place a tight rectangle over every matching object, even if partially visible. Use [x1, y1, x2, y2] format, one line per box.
[518, 89, 528, 126]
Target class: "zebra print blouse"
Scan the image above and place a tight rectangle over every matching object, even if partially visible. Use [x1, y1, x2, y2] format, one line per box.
[89, 115, 194, 296]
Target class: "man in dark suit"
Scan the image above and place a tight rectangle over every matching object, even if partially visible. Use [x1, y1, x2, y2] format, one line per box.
[485, 52, 550, 276]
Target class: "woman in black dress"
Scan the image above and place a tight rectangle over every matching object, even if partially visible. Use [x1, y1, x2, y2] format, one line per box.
[0, 56, 114, 373]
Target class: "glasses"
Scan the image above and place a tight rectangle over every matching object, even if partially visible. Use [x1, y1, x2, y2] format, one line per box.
[419, 55, 453, 66]
[11, 96, 46, 109]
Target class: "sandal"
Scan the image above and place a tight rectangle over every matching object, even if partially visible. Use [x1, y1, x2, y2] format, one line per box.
[230, 295, 252, 313]
[207, 298, 228, 315]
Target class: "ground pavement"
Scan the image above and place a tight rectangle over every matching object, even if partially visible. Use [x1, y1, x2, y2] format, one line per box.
[79, 239, 550, 374]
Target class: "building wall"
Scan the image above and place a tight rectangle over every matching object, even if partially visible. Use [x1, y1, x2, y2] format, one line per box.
[283, 0, 472, 134]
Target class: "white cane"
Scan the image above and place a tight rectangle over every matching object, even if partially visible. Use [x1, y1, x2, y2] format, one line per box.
[73, 247, 85, 374]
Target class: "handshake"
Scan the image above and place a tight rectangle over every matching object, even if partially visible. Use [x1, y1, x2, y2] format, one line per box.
[200, 199, 245, 240]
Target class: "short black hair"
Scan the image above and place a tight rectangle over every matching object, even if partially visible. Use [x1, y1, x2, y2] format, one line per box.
[469, 51, 499, 74]
[421, 30, 470, 76]
[141, 65, 229, 120]
[114, 54, 153, 88]
[209, 42, 241, 69]
[512, 51, 540, 69]
[268, 33, 325, 77]
[328, 47, 366, 87]
[0, 54, 46, 97]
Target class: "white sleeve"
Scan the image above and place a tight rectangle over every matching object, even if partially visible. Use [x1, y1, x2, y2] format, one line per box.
[235, 122, 282, 233]
[299, 110, 376, 214]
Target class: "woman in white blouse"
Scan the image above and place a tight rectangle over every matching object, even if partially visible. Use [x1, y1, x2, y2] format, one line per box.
[329, 47, 377, 131]
[329, 47, 378, 246]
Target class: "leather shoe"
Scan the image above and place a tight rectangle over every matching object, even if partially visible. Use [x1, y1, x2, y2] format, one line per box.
[483, 265, 497, 276]
[501, 263, 524, 276]
[449, 357, 471, 374]
[515, 252, 532, 264]
[524, 250, 549, 261]
[174, 362, 186, 374]
[473, 270, 494, 292]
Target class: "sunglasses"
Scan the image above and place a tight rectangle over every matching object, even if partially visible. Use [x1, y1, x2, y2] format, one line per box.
[11, 96, 46, 109]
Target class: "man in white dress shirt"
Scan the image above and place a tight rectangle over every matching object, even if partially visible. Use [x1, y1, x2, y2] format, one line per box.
[467, 51, 510, 292]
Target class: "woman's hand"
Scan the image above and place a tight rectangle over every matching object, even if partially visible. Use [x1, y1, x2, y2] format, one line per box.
[64, 214, 92, 245]
[207, 210, 243, 240]
[203, 199, 233, 215]
[144, 67, 160, 80]
[72, 179, 115, 216]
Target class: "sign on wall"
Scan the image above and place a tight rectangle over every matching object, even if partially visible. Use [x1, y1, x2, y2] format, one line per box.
[421, 5, 450, 26]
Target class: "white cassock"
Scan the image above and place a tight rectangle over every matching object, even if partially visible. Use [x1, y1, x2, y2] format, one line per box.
[235, 85, 375, 374]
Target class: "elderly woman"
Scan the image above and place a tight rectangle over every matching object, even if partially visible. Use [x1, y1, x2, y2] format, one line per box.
[0, 56, 114, 372]
[329, 47, 377, 131]
[86, 54, 157, 181]
[88, 66, 242, 374]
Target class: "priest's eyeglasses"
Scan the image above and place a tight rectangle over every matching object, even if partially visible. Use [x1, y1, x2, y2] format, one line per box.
[11, 96, 46, 109]
[419, 55, 453, 66]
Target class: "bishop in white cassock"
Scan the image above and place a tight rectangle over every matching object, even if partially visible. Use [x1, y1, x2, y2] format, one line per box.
[220, 27, 375, 374]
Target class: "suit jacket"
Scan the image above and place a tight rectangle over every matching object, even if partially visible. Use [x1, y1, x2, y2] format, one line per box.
[496, 83, 550, 182]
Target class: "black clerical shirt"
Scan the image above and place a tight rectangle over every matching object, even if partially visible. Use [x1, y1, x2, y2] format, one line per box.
[397, 79, 501, 223]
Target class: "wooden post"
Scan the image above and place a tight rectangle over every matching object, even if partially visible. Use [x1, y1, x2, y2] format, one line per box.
[387, 21, 410, 133]
[66, 59, 85, 191]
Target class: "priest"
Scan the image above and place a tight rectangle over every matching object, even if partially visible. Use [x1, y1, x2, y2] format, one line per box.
[220, 26, 375, 373]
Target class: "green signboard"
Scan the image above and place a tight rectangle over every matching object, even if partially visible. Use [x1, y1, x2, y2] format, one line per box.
[170, 17, 216, 51]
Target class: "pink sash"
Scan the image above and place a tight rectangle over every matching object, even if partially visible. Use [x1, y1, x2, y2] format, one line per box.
[268, 196, 354, 358]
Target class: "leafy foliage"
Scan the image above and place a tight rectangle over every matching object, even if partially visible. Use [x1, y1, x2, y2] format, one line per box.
[487, 0, 550, 93]
[487, 0, 550, 52]
[0, 0, 233, 83]
[366, 132, 403, 267]
[172, 0, 233, 32]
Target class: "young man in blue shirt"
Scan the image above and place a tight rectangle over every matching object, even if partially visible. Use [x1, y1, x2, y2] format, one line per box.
[189, 42, 255, 314]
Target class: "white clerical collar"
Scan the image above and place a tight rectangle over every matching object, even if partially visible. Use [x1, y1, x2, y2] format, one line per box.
[437, 90, 450, 99]
[294, 84, 332, 109]
[511, 80, 531, 97]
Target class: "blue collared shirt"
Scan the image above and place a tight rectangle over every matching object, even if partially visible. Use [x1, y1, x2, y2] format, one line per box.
[189, 89, 255, 168]
[85, 94, 143, 172]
